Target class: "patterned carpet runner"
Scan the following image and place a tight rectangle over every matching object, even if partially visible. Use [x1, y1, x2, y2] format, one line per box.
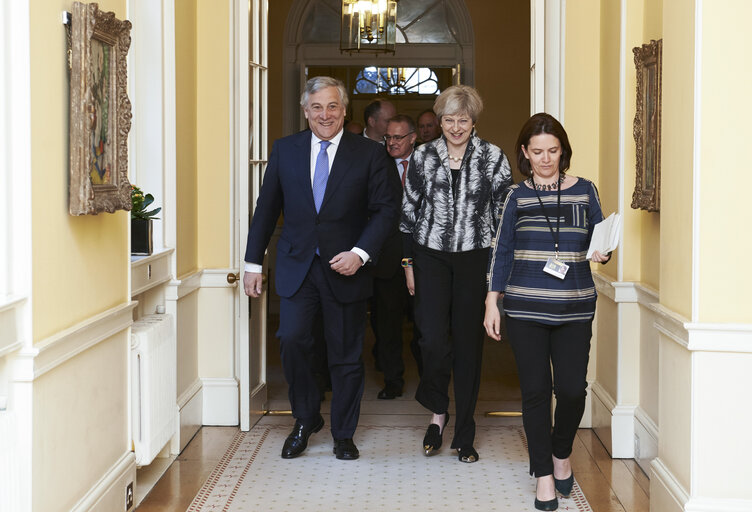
[188, 424, 593, 512]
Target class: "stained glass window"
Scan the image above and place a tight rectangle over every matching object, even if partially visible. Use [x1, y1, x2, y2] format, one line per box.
[354, 67, 440, 95]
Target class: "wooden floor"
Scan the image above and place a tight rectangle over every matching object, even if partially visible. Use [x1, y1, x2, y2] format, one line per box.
[137, 318, 650, 511]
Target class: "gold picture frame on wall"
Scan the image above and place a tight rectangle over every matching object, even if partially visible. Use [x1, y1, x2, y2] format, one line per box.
[69, 2, 132, 215]
[631, 39, 662, 212]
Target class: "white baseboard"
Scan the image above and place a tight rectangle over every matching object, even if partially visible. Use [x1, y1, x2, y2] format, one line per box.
[591, 382, 635, 457]
[201, 378, 238, 426]
[175, 379, 202, 453]
[634, 406, 658, 477]
[685, 497, 752, 512]
[611, 404, 636, 458]
[650, 457, 689, 512]
[70, 451, 137, 512]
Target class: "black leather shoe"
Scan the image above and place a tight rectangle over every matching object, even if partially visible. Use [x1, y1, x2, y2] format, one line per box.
[554, 472, 574, 497]
[534, 497, 558, 511]
[422, 413, 449, 456]
[280, 415, 324, 459]
[333, 438, 359, 460]
[377, 386, 403, 399]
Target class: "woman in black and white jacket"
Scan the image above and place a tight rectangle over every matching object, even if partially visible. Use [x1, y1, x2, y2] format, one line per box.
[400, 85, 512, 463]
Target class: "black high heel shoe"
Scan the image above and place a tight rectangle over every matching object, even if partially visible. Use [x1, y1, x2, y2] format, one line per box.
[554, 472, 574, 497]
[422, 413, 449, 456]
[534, 497, 558, 511]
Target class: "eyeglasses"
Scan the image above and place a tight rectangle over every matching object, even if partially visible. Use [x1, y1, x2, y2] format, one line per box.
[383, 132, 415, 142]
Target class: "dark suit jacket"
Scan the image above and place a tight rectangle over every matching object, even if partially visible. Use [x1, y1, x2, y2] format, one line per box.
[244, 130, 401, 303]
[372, 155, 409, 280]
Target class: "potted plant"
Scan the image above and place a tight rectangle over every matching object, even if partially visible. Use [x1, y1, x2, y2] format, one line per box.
[131, 185, 161, 255]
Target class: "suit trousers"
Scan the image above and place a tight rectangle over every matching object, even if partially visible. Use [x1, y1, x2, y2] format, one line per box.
[276, 256, 367, 439]
[413, 244, 488, 449]
[504, 316, 592, 477]
[371, 269, 407, 389]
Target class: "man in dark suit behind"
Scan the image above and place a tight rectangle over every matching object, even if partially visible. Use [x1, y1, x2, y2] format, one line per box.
[243, 77, 400, 460]
[371, 114, 423, 400]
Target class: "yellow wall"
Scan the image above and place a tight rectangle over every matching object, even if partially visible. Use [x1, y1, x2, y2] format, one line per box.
[696, 0, 752, 323]
[659, 0, 694, 319]
[196, 0, 231, 269]
[465, 0, 530, 170]
[635, 0, 662, 290]
[596, 0, 621, 281]
[564, 0, 600, 188]
[30, 0, 129, 341]
[175, 0, 199, 277]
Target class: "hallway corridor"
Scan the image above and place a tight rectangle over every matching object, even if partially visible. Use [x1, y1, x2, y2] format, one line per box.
[136, 320, 649, 511]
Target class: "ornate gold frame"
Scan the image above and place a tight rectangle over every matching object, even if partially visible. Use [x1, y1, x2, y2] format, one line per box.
[631, 39, 662, 212]
[69, 2, 132, 215]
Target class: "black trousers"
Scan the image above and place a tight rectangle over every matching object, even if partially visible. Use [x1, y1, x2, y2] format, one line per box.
[276, 257, 367, 439]
[413, 244, 488, 449]
[504, 316, 592, 477]
[371, 269, 407, 389]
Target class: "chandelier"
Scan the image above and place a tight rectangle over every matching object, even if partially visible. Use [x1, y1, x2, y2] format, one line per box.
[340, 0, 399, 54]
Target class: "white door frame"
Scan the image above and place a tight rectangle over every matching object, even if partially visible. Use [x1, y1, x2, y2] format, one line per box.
[231, 0, 252, 431]
[531, 0, 565, 121]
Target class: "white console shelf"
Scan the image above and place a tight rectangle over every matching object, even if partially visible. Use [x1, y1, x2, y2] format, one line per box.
[131, 248, 174, 297]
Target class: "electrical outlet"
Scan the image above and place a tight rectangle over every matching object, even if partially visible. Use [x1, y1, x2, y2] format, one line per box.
[125, 482, 134, 510]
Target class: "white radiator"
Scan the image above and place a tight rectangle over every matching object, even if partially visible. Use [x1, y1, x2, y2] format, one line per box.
[131, 314, 176, 466]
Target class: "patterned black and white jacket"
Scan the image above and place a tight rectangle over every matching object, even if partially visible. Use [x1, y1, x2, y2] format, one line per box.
[400, 132, 512, 254]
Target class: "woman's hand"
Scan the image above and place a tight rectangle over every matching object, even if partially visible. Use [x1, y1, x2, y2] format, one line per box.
[484, 291, 503, 341]
[405, 266, 415, 296]
[591, 250, 611, 264]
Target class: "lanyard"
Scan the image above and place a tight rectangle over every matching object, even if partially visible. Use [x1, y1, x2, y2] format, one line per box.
[531, 176, 561, 259]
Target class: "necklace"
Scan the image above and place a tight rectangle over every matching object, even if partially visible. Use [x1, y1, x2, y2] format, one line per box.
[528, 174, 564, 191]
[448, 154, 463, 163]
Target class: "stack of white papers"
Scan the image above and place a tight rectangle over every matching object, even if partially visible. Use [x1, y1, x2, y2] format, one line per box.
[587, 212, 622, 260]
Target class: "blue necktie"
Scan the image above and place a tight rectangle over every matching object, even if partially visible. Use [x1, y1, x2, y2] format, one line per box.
[312, 140, 331, 213]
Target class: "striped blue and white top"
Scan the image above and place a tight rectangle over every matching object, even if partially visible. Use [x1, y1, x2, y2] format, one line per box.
[487, 177, 604, 325]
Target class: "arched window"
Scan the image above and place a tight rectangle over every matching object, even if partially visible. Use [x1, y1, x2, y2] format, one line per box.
[354, 67, 440, 95]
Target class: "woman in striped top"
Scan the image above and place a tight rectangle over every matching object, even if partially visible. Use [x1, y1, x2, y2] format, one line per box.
[484, 113, 610, 511]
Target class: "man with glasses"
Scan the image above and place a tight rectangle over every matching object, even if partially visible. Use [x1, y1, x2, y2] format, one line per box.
[371, 114, 421, 400]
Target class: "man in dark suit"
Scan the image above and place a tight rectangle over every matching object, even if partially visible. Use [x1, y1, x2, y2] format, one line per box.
[243, 77, 400, 460]
[371, 115, 422, 400]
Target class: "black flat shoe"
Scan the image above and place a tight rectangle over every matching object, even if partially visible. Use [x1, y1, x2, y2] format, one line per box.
[534, 497, 558, 511]
[377, 386, 403, 399]
[422, 413, 449, 456]
[333, 438, 359, 460]
[554, 472, 574, 497]
[457, 446, 479, 463]
[280, 415, 324, 459]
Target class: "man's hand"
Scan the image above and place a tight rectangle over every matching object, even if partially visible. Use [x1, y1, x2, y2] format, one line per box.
[404, 267, 415, 296]
[244, 272, 264, 297]
[329, 251, 362, 276]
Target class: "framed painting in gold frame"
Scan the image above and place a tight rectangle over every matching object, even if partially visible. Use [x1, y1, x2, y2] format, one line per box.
[69, 2, 132, 215]
[631, 39, 662, 212]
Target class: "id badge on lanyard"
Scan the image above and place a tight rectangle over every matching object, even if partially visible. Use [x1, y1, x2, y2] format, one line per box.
[532, 177, 568, 280]
[543, 254, 569, 279]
